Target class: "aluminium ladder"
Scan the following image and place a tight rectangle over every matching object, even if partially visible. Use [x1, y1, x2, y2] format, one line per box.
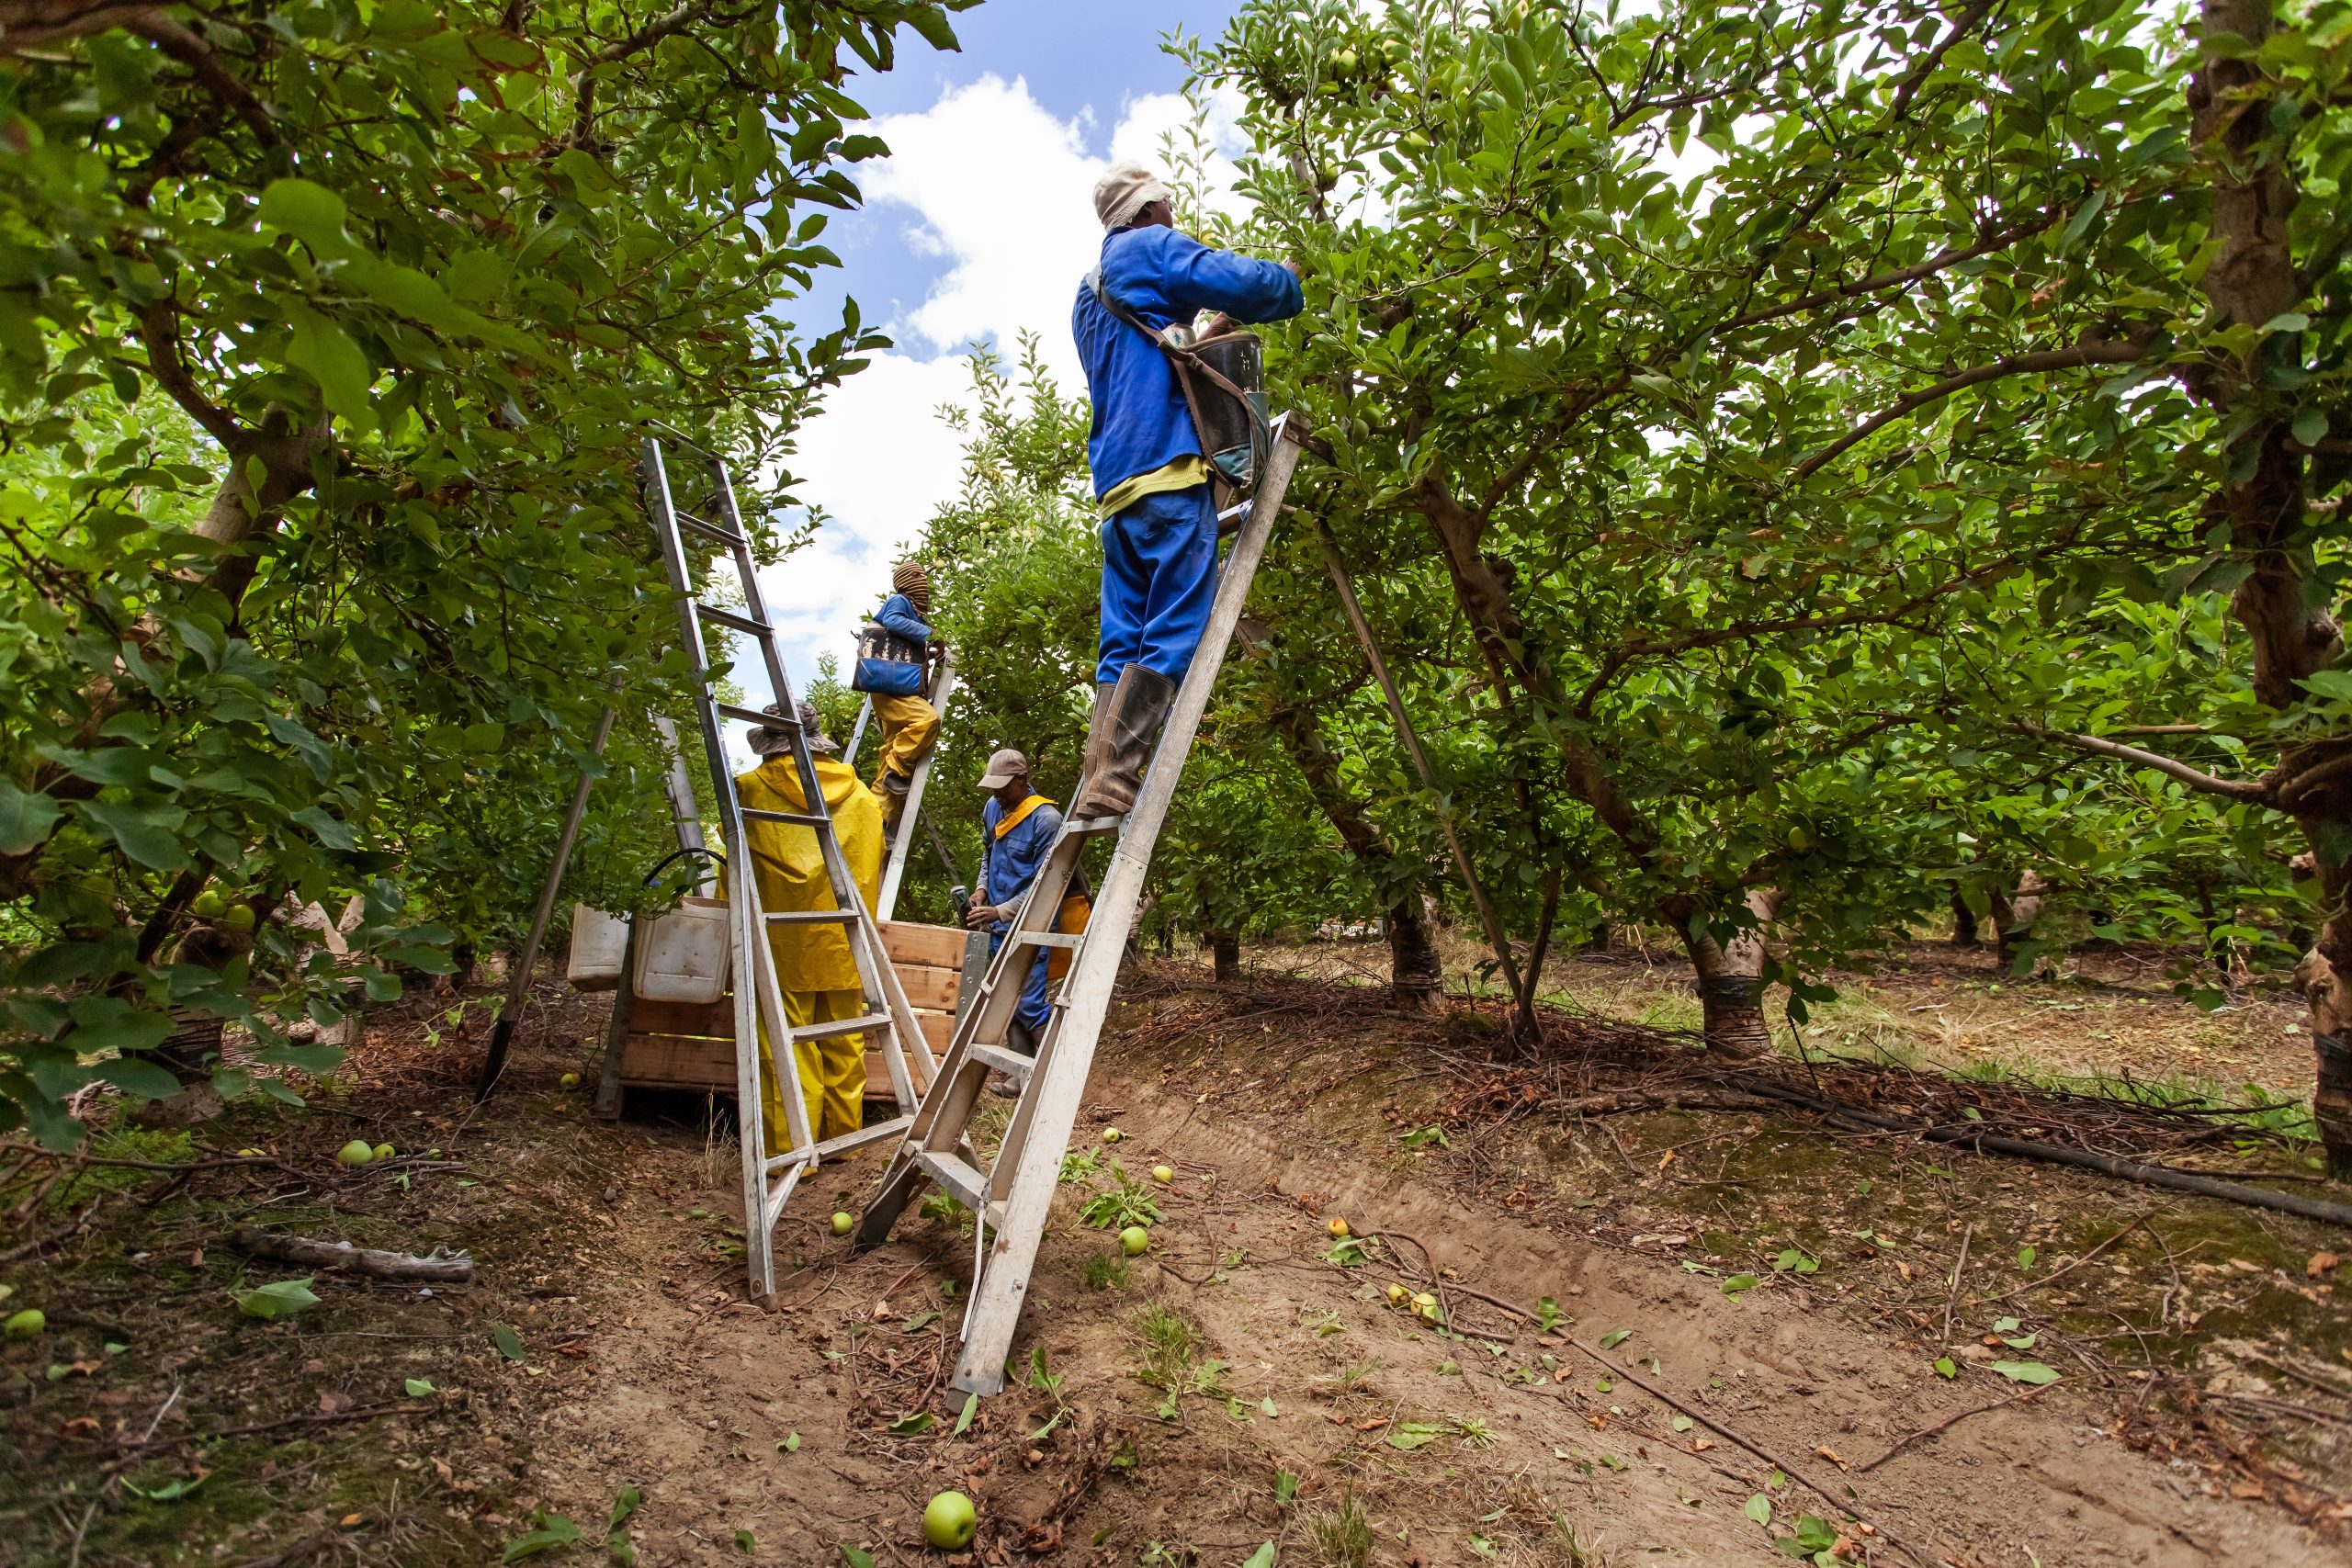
[840, 650, 959, 923]
[852, 415, 1306, 1393]
[641, 434, 940, 1295]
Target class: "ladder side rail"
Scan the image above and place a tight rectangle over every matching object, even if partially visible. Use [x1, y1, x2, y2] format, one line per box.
[947, 422, 1302, 1393]
[650, 714, 709, 858]
[647, 438, 784, 1292]
[842, 697, 874, 768]
[876, 648, 956, 922]
[849, 901, 932, 1105]
[707, 457, 797, 714]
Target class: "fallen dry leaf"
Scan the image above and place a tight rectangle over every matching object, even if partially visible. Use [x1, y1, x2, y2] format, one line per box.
[61, 1416, 100, 1438]
[2309, 1251, 2341, 1280]
[1815, 1445, 1847, 1469]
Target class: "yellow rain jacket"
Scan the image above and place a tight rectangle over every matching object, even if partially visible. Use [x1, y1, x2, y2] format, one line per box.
[736, 754, 883, 990]
[733, 754, 884, 1145]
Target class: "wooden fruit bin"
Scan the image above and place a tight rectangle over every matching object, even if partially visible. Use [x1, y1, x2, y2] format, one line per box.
[592, 921, 976, 1116]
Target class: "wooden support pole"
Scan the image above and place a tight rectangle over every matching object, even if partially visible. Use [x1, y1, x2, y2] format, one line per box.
[1309, 518, 1537, 1040]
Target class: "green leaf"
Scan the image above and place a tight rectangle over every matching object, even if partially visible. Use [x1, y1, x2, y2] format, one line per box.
[289, 806, 359, 851]
[2016, 1246, 2036, 1269]
[1240, 1545, 1276, 1568]
[77, 799, 190, 872]
[405, 1377, 435, 1396]
[733, 1529, 754, 1553]
[1598, 1328, 1631, 1348]
[887, 1411, 933, 1435]
[1745, 1494, 1772, 1526]
[955, 1393, 978, 1435]
[90, 1055, 184, 1100]
[838, 1547, 876, 1568]
[1991, 1359, 2060, 1384]
[235, 1277, 320, 1320]
[503, 1514, 582, 1561]
[492, 1323, 526, 1361]
[779, 1431, 800, 1452]
[284, 304, 376, 429]
[1932, 1357, 1958, 1379]
[258, 178, 356, 257]
[607, 1484, 641, 1529]
[0, 778, 62, 854]
[2293, 408, 2329, 448]
[1721, 1274, 1759, 1298]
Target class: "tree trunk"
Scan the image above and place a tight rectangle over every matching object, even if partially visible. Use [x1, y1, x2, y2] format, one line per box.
[2188, 0, 2351, 1171]
[1264, 691, 1439, 1012]
[1681, 890, 1782, 1059]
[1950, 891, 1978, 946]
[1210, 931, 1241, 984]
[1387, 895, 1442, 1012]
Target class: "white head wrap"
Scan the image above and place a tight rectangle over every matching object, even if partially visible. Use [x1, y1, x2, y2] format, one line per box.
[1093, 163, 1172, 230]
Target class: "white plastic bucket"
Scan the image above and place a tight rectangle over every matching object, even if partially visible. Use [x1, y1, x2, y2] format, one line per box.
[566, 905, 630, 992]
[632, 897, 731, 1003]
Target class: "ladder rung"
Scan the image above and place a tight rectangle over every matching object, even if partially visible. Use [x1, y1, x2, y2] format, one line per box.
[741, 807, 827, 827]
[674, 510, 746, 547]
[792, 1011, 889, 1043]
[968, 1042, 1033, 1079]
[915, 1148, 989, 1213]
[764, 1114, 913, 1173]
[696, 604, 772, 637]
[766, 908, 854, 925]
[1066, 815, 1125, 836]
[1013, 930, 1082, 950]
[717, 701, 786, 728]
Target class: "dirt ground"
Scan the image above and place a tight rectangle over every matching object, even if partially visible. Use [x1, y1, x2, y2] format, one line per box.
[4, 946, 2349, 1567]
[1250, 931, 2321, 1117]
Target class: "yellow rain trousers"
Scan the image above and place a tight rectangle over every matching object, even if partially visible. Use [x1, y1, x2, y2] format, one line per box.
[868, 691, 941, 808]
[733, 754, 883, 1147]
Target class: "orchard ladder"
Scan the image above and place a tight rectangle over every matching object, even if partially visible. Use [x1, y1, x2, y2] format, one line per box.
[642, 434, 938, 1295]
[852, 415, 1306, 1393]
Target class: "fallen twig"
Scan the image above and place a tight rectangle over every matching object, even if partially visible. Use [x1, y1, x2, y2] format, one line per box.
[1721, 1074, 2352, 1229]
[112, 1400, 435, 1454]
[1857, 1390, 2042, 1472]
[1939, 1223, 1973, 1350]
[232, 1228, 475, 1283]
[1984, 1214, 2148, 1303]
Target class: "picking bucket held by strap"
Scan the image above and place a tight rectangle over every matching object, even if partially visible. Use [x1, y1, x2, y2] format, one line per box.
[1086, 265, 1272, 495]
[852, 622, 926, 697]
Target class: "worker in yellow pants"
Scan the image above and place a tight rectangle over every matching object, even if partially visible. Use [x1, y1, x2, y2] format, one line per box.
[734, 700, 883, 1147]
[854, 562, 943, 824]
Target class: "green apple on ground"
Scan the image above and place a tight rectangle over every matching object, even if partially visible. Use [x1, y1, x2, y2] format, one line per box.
[1100, 1127, 1122, 1145]
[831, 1212, 854, 1235]
[560, 1072, 581, 1089]
[372, 1144, 395, 1161]
[334, 1140, 376, 1167]
[1120, 1226, 1150, 1257]
[922, 1489, 977, 1550]
[5, 1309, 45, 1337]
[1150, 1165, 1174, 1184]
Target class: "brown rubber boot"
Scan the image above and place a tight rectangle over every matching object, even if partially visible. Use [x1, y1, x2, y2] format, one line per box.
[1070, 665, 1177, 818]
[1076, 680, 1116, 798]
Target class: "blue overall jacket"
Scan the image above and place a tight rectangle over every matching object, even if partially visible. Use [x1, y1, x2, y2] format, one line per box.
[1071, 225, 1303, 502]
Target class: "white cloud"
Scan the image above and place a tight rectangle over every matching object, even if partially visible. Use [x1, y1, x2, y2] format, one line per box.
[763, 73, 1247, 724]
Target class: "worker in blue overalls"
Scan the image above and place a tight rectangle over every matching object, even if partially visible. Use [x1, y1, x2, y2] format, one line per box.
[1070, 164, 1303, 818]
[966, 748, 1060, 1089]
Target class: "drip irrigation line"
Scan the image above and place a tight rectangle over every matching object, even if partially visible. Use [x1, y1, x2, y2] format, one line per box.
[1720, 1074, 2352, 1229]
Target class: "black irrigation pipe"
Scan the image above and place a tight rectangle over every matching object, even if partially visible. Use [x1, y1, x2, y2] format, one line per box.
[1721, 1073, 2352, 1230]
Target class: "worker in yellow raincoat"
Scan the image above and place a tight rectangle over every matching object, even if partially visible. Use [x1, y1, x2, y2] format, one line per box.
[735, 700, 882, 1146]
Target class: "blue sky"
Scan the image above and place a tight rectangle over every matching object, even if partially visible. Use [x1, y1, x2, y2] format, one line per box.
[732, 1, 1246, 751]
